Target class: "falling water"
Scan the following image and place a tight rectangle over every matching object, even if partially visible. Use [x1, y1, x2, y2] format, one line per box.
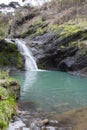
[15, 39, 38, 71]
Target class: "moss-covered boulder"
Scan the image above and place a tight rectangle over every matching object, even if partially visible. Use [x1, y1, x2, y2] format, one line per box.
[0, 71, 19, 130]
[0, 39, 24, 70]
[0, 71, 20, 99]
[0, 87, 17, 130]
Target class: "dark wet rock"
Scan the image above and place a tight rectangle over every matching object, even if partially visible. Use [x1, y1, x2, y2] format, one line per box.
[29, 32, 58, 69]
[23, 29, 87, 76]
[58, 52, 87, 71]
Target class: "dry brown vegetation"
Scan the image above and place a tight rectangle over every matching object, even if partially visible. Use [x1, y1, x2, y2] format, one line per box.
[13, 0, 87, 26]
[7, 0, 87, 38]
[39, 0, 87, 24]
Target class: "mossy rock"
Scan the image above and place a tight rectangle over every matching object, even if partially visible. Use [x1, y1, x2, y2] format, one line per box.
[0, 112, 8, 129]
[0, 71, 9, 79]
[0, 39, 24, 70]
[0, 72, 18, 130]
[21, 19, 48, 38]
[0, 87, 9, 99]
[0, 71, 20, 99]
[0, 95, 16, 129]
[0, 100, 16, 129]
[49, 23, 82, 37]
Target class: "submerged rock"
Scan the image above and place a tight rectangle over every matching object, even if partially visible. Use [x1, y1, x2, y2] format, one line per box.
[36, 119, 49, 127]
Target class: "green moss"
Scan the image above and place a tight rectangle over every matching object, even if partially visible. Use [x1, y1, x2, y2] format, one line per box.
[0, 41, 23, 69]
[21, 18, 48, 38]
[0, 90, 16, 129]
[0, 71, 9, 79]
[0, 71, 20, 99]
[0, 112, 8, 129]
[31, 26, 47, 37]
[69, 41, 77, 47]
[0, 87, 9, 99]
[0, 71, 18, 130]
[49, 23, 82, 37]
[60, 45, 66, 49]
[0, 99, 16, 129]
[49, 24, 60, 34]
[61, 24, 81, 36]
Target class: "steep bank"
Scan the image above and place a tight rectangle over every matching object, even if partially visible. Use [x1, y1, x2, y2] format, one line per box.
[0, 71, 20, 130]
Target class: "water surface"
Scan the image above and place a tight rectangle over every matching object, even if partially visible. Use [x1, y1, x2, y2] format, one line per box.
[11, 70, 87, 113]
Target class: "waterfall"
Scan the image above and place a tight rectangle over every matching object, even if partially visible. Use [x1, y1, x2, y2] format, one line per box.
[15, 39, 38, 71]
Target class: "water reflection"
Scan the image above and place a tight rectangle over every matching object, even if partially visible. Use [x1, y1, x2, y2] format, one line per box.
[20, 71, 38, 99]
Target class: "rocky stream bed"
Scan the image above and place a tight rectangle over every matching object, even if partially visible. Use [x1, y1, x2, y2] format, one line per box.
[8, 101, 87, 130]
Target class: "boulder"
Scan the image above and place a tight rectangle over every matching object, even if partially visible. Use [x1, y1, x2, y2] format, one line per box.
[9, 80, 20, 99]
[36, 119, 49, 127]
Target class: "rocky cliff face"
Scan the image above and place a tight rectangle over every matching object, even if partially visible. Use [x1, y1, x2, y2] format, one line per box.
[1, 1, 87, 76]
[5, 2, 87, 76]
[28, 30, 87, 73]
[25, 25, 87, 76]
